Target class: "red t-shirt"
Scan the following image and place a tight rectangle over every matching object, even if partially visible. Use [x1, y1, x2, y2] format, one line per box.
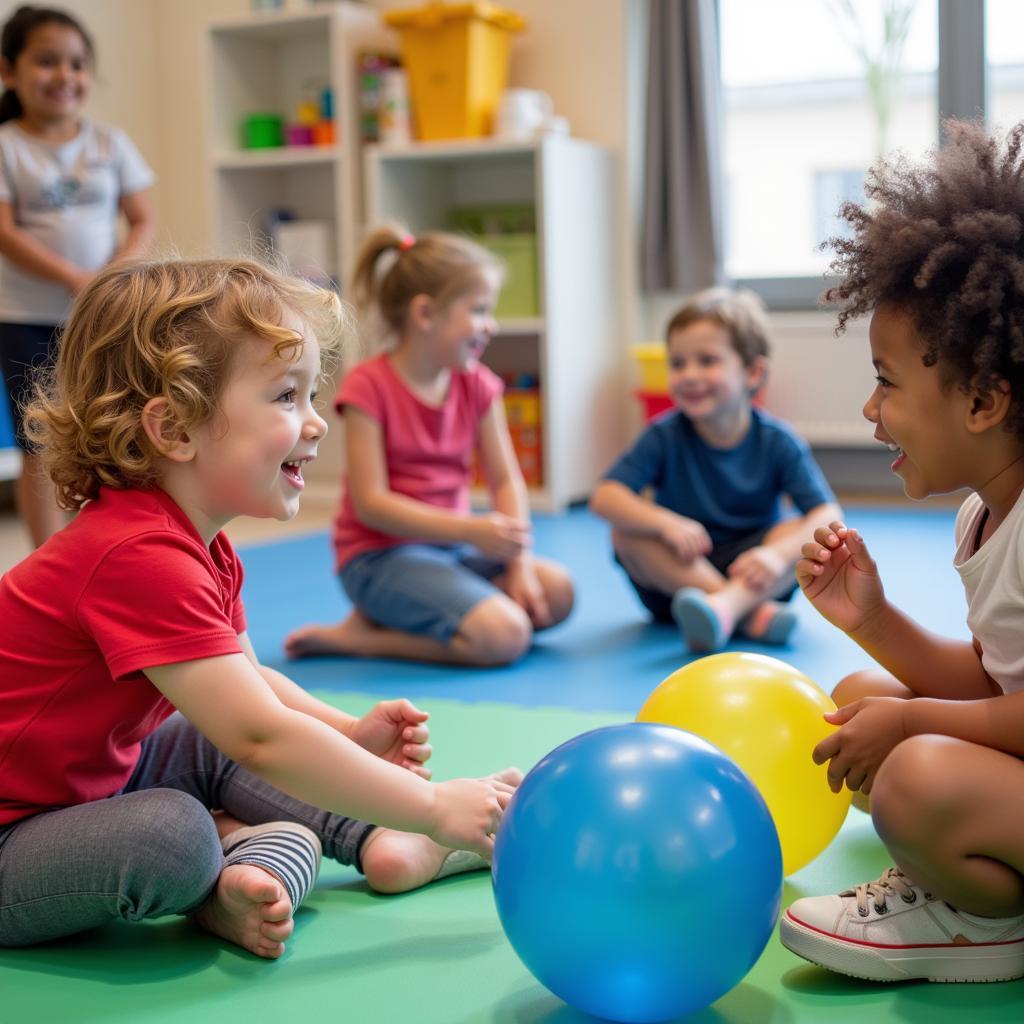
[0, 486, 246, 824]
[332, 354, 503, 570]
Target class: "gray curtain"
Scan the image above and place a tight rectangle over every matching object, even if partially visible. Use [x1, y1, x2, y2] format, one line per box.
[641, 0, 724, 292]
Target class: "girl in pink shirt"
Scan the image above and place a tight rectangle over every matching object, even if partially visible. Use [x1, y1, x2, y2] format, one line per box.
[286, 226, 574, 666]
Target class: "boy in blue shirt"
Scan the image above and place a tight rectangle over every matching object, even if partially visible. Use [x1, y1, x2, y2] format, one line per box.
[590, 288, 841, 652]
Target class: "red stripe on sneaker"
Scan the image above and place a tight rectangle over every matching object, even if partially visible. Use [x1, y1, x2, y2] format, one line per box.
[784, 909, 1024, 951]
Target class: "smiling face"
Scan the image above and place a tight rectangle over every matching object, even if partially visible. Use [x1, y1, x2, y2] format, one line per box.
[189, 311, 328, 534]
[862, 303, 976, 500]
[430, 274, 500, 372]
[666, 319, 763, 429]
[2, 22, 91, 125]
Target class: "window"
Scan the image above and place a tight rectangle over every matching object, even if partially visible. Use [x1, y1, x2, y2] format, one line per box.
[986, 0, 1024, 130]
[720, 0, 938, 287]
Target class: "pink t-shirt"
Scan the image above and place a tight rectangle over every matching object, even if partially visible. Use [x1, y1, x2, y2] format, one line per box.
[0, 486, 246, 824]
[332, 354, 503, 569]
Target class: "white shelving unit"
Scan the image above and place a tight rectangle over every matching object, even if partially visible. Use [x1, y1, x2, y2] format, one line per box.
[365, 136, 620, 513]
[205, 3, 393, 287]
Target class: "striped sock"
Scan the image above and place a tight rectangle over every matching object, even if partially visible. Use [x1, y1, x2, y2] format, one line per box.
[221, 821, 322, 911]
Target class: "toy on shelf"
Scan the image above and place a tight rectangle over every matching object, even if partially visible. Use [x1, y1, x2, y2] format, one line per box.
[357, 51, 402, 143]
[285, 79, 334, 147]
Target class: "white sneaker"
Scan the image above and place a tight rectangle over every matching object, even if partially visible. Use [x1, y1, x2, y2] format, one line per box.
[780, 868, 1024, 983]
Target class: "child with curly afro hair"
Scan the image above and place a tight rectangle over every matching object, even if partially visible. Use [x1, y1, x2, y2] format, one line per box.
[779, 121, 1024, 984]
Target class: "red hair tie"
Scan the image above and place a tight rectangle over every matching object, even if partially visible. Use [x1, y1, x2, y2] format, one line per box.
[397, 234, 416, 252]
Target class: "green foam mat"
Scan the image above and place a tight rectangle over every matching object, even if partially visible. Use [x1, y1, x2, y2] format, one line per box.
[0, 694, 1020, 1023]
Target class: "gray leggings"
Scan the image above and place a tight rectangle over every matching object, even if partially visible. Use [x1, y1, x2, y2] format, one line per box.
[0, 713, 376, 946]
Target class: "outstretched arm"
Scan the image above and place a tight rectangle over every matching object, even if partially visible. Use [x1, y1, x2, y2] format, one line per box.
[798, 521, 997, 700]
[145, 654, 512, 857]
[240, 633, 432, 776]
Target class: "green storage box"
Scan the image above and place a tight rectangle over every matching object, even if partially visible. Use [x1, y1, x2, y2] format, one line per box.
[451, 204, 539, 317]
[475, 233, 538, 317]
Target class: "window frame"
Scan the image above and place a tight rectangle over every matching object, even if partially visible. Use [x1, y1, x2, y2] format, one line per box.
[725, 0, 985, 309]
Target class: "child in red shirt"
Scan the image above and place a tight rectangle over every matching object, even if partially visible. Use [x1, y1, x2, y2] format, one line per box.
[285, 226, 574, 666]
[0, 258, 520, 958]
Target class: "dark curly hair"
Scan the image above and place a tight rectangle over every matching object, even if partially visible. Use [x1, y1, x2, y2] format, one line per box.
[823, 120, 1024, 439]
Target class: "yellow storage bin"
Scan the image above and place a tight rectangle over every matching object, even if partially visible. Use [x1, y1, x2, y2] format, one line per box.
[383, 2, 526, 140]
[630, 341, 668, 392]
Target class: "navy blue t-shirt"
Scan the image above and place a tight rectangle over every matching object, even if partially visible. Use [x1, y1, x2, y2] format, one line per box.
[603, 408, 835, 546]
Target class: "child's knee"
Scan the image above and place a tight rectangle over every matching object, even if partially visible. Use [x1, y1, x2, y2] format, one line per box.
[461, 598, 532, 665]
[121, 790, 222, 919]
[544, 568, 575, 625]
[871, 735, 957, 841]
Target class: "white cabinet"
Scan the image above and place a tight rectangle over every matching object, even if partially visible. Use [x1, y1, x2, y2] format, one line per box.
[205, 3, 392, 287]
[365, 137, 620, 512]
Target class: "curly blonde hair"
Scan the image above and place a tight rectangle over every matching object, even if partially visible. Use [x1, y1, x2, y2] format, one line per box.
[24, 257, 348, 510]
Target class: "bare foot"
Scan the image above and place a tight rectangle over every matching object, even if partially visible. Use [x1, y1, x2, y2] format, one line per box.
[361, 767, 524, 894]
[284, 610, 381, 659]
[193, 864, 294, 959]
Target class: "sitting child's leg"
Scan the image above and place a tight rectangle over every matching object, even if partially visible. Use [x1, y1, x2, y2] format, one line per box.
[285, 544, 534, 667]
[193, 819, 322, 960]
[358, 767, 524, 893]
[781, 735, 1024, 982]
[0, 789, 222, 948]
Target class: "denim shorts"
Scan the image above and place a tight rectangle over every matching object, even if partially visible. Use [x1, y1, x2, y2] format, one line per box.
[620, 525, 798, 623]
[339, 544, 507, 643]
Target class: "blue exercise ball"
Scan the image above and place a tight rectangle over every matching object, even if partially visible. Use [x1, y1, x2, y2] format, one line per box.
[492, 723, 783, 1023]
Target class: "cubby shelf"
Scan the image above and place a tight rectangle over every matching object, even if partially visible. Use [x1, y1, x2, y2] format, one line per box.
[366, 136, 620, 512]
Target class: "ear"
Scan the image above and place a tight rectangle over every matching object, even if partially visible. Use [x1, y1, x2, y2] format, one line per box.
[745, 355, 768, 395]
[141, 396, 195, 462]
[406, 293, 436, 332]
[966, 378, 1012, 434]
[0, 59, 13, 89]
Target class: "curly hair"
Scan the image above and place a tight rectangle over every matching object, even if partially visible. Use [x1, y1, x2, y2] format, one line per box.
[350, 224, 503, 347]
[24, 257, 348, 510]
[824, 119, 1024, 438]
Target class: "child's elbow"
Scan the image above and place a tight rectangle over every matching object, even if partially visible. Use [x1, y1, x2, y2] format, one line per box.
[589, 482, 612, 519]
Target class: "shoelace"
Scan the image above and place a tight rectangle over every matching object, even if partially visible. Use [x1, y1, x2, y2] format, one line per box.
[843, 867, 931, 917]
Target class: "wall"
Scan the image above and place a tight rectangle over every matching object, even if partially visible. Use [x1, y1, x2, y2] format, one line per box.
[0, 1, 877, 494]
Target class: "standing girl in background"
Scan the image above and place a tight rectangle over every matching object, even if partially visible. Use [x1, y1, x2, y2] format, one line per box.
[286, 226, 574, 667]
[0, 5, 155, 547]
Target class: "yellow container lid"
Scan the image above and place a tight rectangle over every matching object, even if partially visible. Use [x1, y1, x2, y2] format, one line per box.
[384, 2, 526, 32]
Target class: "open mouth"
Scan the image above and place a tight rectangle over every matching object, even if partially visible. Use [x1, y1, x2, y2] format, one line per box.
[884, 441, 906, 471]
[281, 459, 306, 488]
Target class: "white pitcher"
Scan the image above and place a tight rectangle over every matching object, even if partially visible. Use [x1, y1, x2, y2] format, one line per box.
[494, 88, 555, 141]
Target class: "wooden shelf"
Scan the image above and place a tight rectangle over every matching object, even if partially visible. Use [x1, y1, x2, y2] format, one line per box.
[213, 147, 340, 171]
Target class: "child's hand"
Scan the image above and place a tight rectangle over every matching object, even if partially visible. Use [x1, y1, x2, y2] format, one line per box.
[505, 557, 552, 627]
[428, 775, 518, 859]
[727, 544, 788, 594]
[796, 522, 885, 633]
[659, 514, 712, 563]
[812, 696, 909, 794]
[349, 699, 432, 779]
[470, 512, 531, 560]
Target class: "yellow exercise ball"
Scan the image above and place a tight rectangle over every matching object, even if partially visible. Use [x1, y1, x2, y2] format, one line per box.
[637, 652, 851, 876]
